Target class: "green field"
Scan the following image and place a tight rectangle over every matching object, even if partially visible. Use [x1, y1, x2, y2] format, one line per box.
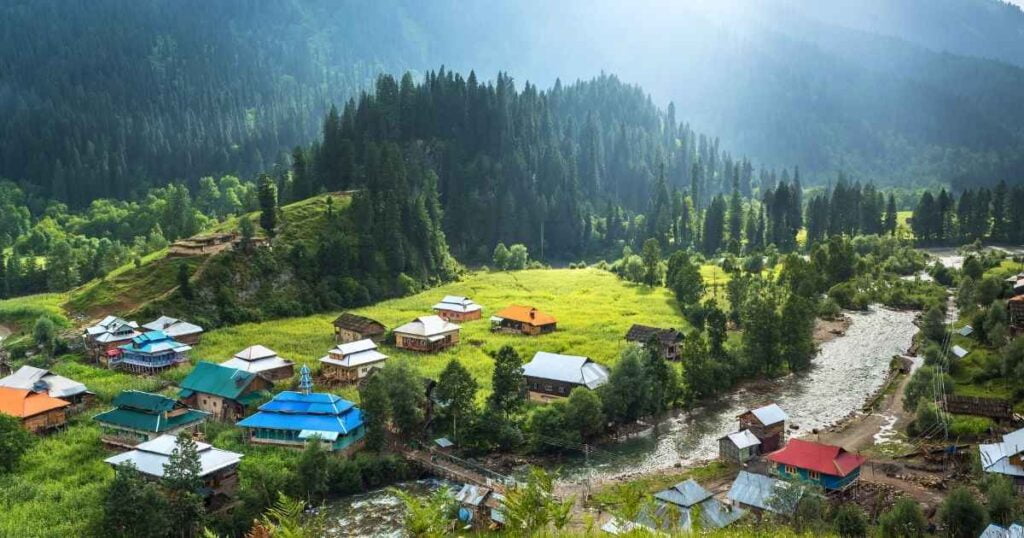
[196, 268, 689, 400]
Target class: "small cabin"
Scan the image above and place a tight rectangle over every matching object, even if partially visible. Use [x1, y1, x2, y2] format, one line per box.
[726, 471, 796, 516]
[766, 439, 866, 491]
[142, 316, 204, 345]
[718, 429, 761, 464]
[522, 351, 609, 402]
[93, 390, 210, 448]
[0, 386, 70, 433]
[0, 365, 92, 409]
[625, 324, 685, 360]
[490, 305, 557, 336]
[455, 484, 506, 529]
[646, 479, 746, 531]
[111, 330, 191, 373]
[738, 403, 788, 453]
[178, 362, 271, 422]
[333, 313, 386, 344]
[320, 339, 388, 383]
[393, 315, 460, 353]
[432, 295, 483, 322]
[84, 316, 140, 362]
[221, 345, 295, 382]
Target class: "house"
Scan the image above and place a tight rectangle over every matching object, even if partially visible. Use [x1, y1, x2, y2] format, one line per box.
[178, 362, 271, 422]
[221, 345, 295, 382]
[625, 324, 685, 360]
[0, 386, 70, 433]
[237, 391, 366, 454]
[490, 305, 557, 335]
[726, 471, 799, 516]
[980, 428, 1024, 493]
[718, 429, 762, 464]
[105, 434, 243, 506]
[142, 316, 204, 345]
[952, 345, 970, 359]
[644, 479, 746, 531]
[111, 331, 191, 373]
[333, 313, 386, 343]
[84, 316, 140, 362]
[433, 295, 483, 322]
[0, 365, 92, 408]
[1009, 296, 1024, 330]
[766, 439, 866, 491]
[320, 339, 388, 383]
[522, 351, 609, 402]
[738, 403, 789, 452]
[455, 484, 506, 529]
[393, 315, 460, 352]
[93, 390, 210, 448]
[981, 523, 1024, 538]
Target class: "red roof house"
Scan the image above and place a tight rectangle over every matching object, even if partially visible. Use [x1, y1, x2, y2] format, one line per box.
[765, 439, 866, 490]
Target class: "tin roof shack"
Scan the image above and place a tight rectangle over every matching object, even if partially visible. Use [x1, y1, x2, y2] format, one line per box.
[84, 316, 140, 363]
[142, 316, 204, 345]
[112, 330, 191, 374]
[333, 313, 386, 344]
[726, 471, 800, 517]
[178, 362, 271, 422]
[0, 386, 70, 433]
[942, 394, 1013, 423]
[0, 365, 92, 408]
[643, 479, 746, 531]
[625, 324, 685, 360]
[320, 339, 387, 383]
[237, 391, 366, 455]
[719, 429, 762, 464]
[432, 295, 483, 322]
[490, 305, 557, 336]
[738, 403, 788, 453]
[94, 390, 210, 448]
[522, 351, 609, 402]
[221, 345, 295, 382]
[455, 484, 506, 529]
[980, 428, 1024, 493]
[766, 439, 866, 491]
[394, 315, 460, 353]
[105, 434, 242, 507]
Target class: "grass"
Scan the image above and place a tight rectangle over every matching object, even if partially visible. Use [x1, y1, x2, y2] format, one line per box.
[196, 268, 689, 401]
[0, 293, 69, 334]
[588, 460, 735, 511]
[64, 256, 201, 318]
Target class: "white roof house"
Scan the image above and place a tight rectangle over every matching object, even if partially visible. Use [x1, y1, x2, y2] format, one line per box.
[105, 434, 241, 479]
[221, 345, 294, 374]
[142, 316, 204, 339]
[0, 365, 89, 400]
[722, 430, 762, 450]
[749, 403, 789, 426]
[320, 339, 388, 368]
[393, 315, 460, 341]
[432, 295, 482, 314]
[85, 316, 140, 343]
[981, 428, 1024, 478]
[522, 352, 609, 390]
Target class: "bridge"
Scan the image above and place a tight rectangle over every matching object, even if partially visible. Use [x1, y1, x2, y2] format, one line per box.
[399, 444, 516, 492]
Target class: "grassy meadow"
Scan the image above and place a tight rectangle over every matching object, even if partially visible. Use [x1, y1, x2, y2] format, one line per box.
[196, 268, 689, 400]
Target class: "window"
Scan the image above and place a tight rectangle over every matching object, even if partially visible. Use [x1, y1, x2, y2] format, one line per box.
[808, 471, 820, 480]
[784, 465, 797, 474]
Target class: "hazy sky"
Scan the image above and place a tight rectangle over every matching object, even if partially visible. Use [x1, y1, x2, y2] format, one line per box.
[1007, 0, 1024, 7]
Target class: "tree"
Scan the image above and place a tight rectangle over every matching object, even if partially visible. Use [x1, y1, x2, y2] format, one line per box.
[162, 433, 206, 537]
[832, 504, 867, 537]
[939, 486, 988, 538]
[640, 238, 661, 286]
[102, 462, 169, 538]
[434, 359, 478, 443]
[500, 467, 574, 533]
[380, 362, 425, 437]
[507, 244, 529, 269]
[248, 492, 327, 538]
[780, 294, 816, 373]
[884, 194, 898, 235]
[0, 414, 33, 473]
[32, 316, 56, 356]
[701, 195, 726, 254]
[741, 285, 782, 376]
[921, 305, 947, 343]
[878, 498, 926, 538]
[984, 474, 1020, 527]
[492, 242, 510, 270]
[640, 343, 680, 416]
[294, 439, 330, 502]
[528, 401, 578, 452]
[177, 263, 193, 300]
[258, 174, 278, 239]
[601, 346, 649, 424]
[359, 375, 390, 451]
[488, 345, 525, 416]
[391, 486, 454, 538]
[665, 250, 704, 306]
[238, 215, 255, 252]
[563, 387, 605, 440]
[903, 365, 951, 412]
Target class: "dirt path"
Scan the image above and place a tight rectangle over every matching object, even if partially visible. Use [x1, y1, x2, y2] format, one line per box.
[0, 324, 11, 342]
[817, 363, 914, 451]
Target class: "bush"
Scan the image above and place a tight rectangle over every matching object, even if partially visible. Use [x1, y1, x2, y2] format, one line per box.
[879, 498, 926, 538]
[939, 486, 988, 538]
[949, 415, 994, 438]
[832, 504, 867, 537]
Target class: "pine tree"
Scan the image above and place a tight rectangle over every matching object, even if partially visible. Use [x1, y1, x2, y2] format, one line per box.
[177, 263, 192, 300]
[488, 345, 526, 416]
[701, 195, 726, 254]
[884, 194, 898, 236]
[162, 433, 206, 537]
[435, 359, 478, 443]
[359, 375, 390, 451]
[102, 463, 169, 538]
[727, 172, 744, 253]
[258, 174, 278, 239]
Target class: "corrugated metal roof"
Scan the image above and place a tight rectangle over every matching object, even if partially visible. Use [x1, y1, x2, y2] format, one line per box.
[455, 484, 492, 506]
[722, 429, 761, 450]
[178, 362, 257, 400]
[0, 387, 70, 418]
[320, 348, 388, 368]
[493, 305, 557, 326]
[142, 316, 203, 338]
[522, 352, 609, 389]
[952, 345, 969, 358]
[433, 296, 482, 314]
[980, 523, 1024, 538]
[750, 403, 788, 426]
[726, 471, 792, 514]
[765, 439, 865, 477]
[105, 434, 241, 478]
[958, 325, 974, 337]
[119, 331, 191, 354]
[237, 391, 364, 434]
[221, 355, 293, 374]
[233, 345, 279, 361]
[93, 407, 209, 433]
[336, 339, 378, 355]
[0, 365, 88, 399]
[653, 479, 712, 508]
[981, 427, 1024, 477]
[112, 391, 176, 412]
[393, 315, 460, 337]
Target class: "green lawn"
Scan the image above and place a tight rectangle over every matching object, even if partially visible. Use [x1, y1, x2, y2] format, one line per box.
[0, 293, 69, 333]
[196, 268, 689, 400]
[64, 256, 201, 318]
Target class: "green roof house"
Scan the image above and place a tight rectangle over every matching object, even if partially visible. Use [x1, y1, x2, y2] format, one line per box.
[178, 362, 271, 422]
[93, 390, 209, 448]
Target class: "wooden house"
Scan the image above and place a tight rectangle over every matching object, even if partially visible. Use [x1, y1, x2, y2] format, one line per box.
[718, 429, 761, 464]
[0, 365, 92, 409]
[981, 428, 1024, 493]
[105, 434, 242, 506]
[738, 403, 788, 453]
[522, 351, 609, 402]
[333, 313, 386, 344]
[490, 305, 557, 335]
[1009, 296, 1024, 331]
[0, 386, 70, 433]
[237, 391, 366, 455]
[221, 345, 295, 382]
[111, 330, 191, 373]
[320, 339, 388, 383]
[93, 390, 210, 448]
[625, 324, 685, 360]
[766, 439, 866, 491]
[142, 316, 204, 345]
[432, 295, 483, 322]
[178, 362, 271, 422]
[393, 315, 460, 352]
[84, 316, 140, 362]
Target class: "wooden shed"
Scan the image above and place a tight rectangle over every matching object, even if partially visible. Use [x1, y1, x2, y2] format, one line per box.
[738, 404, 788, 453]
[625, 324, 685, 360]
[333, 313, 387, 344]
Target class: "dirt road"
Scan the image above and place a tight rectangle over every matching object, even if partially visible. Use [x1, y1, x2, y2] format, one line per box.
[818, 363, 914, 451]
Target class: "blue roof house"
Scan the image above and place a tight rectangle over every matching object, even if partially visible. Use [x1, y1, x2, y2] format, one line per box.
[111, 331, 191, 373]
[237, 391, 366, 454]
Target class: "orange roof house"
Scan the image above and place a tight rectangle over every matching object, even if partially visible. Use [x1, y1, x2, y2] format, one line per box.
[0, 386, 71, 433]
[490, 305, 557, 336]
